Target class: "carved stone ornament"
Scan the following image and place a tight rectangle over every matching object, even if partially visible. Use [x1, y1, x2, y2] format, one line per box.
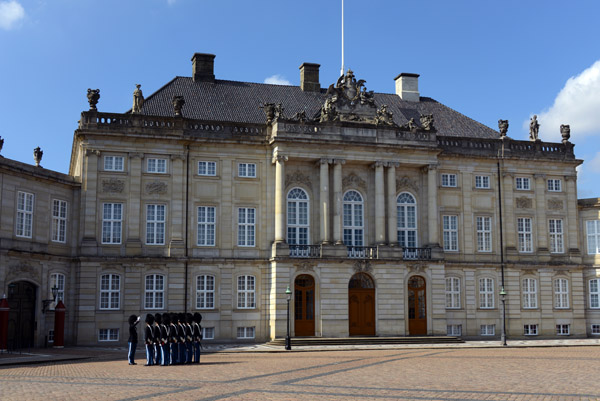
[498, 119, 509, 137]
[548, 198, 564, 210]
[318, 69, 378, 124]
[295, 261, 315, 272]
[172, 95, 185, 116]
[560, 124, 571, 144]
[529, 115, 540, 141]
[419, 114, 435, 131]
[353, 260, 372, 273]
[132, 84, 144, 114]
[7, 263, 40, 283]
[146, 181, 168, 195]
[286, 170, 312, 189]
[87, 88, 100, 111]
[407, 262, 425, 273]
[516, 197, 533, 209]
[102, 178, 125, 193]
[396, 176, 419, 192]
[343, 172, 367, 190]
[375, 105, 395, 126]
[33, 146, 43, 167]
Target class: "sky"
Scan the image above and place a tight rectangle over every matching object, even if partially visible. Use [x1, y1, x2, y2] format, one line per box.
[1, 0, 599, 197]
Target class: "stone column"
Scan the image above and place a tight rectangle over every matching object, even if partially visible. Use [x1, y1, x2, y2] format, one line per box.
[332, 159, 345, 244]
[502, 173, 516, 250]
[318, 158, 331, 244]
[82, 149, 100, 251]
[534, 174, 548, 252]
[565, 176, 579, 253]
[373, 161, 386, 244]
[169, 153, 186, 255]
[387, 162, 399, 245]
[274, 154, 288, 243]
[126, 153, 143, 254]
[427, 164, 439, 246]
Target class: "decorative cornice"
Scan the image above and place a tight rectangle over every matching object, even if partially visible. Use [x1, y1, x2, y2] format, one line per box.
[85, 149, 101, 157]
[316, 158, 333, 166]
[371, 161, 386, 169]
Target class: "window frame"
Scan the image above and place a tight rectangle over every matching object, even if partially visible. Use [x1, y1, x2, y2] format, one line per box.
[586, 220, 600, 254]
[146, 204, 166, 245]
[103, 156, 124, 172]
[589, 279, 600, 309]
[202, 327, 215, 340]
[556, 324, 570, 335]
[51, 199, 68, 243]
[591, 324, 600, 335]
[480, 324, 495, 336]
[238, 162, 257, 178]
[476, 216, 492, 252]
[98, 328, 120, 341]
[16, 191, 34, 238]
[237, 326, 255, 339]
[548, 219, 564, 254]
[554, 278, 570, 309]
[522, 277, 538, 309]
[147, 157, 168, 174]
[287, 188, 310, 245]
[547, 178, 562, 192]
[515, 177, 531, 190]
[101, 203, 123, 244]
[475, 175, 490, 189]
[237, 275, 256, 309]
[397, 192, 417, 248]
[50, 272, 65, 310]
[524, 324, 538, 336]
[441, 173, 457, 188]
[517, 217, 533, 253]
[446, 324, 462, 336]
[144, 274, 165, 310]
[479, 277, 495, 309]
[442, 215, 458, 252]
[198, 161, 217, 176]
[343, 190, 364, 247]
[197, 206, 216, 246]
[99, 274, 121, 310]
[445, 276, 461, 309]
[237, 207, 256, 247]
[196, 275, 215, 310]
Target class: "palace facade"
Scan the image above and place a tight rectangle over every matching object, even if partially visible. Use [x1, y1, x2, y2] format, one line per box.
[1, 53, 600, 346]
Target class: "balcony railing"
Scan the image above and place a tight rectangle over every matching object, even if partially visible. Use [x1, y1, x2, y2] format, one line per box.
[402, 247, 431, 260]
[289, 244, 321, 258]
[347, 246, 378, 259]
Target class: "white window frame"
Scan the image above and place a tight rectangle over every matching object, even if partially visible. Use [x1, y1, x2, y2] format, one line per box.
[475, 175, 490, 189]
[16, 191, 34, 238]
[198, 161, 217, 176]
[144, 274, 165, 310]
[237, 327, 255, 339]
[102, 203, 122, 244]
[446, 325, 462, 336]
[287, 188, 310, 245]
[589, 279, 600, 309]
[479, 277, 494, 309]
[50, 273, 65, 310]
[343, 190, 364, 247]
[522, 278, 538, 309]
[237, 208, 256, 247]
[51, 199, 68, 243]
[238, 163, 256, 178]
[480, 324, 495, 336]
[196, 275, 215, 309]
[147, 158, 167, 174]
[99, 274, 120, 310]
[554, 278, 569, 309]
[548, 219, 564, 254]
[524, 324, 538, 336]
[48, 330, 55, 343]
[237, 275, 256, 309]
[197, 206, 216, 246]
[586, 220, 600, 254]
[445, 277, 461, 309]
[591, 324, 600, 335]
[441, 173, 457, 188]
[547, 179, 562, 192]
[515, 177, 531, 190]
[98, 328, 119, 341]
[442, 215, 458, 252]
[476, 216, 492, 252]
[104, 156, 124, 172]
[517, 217, 533, 253]
[397, 192, 417, 248]
[146, 204, 166, 245]
[202, 327, 215, 340]
[556, 324, 570, 335]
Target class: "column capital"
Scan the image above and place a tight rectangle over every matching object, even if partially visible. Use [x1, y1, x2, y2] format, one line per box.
[371, 161, 386, 169]
[316, 158, 333, 166]
[272, 154, 288, 164]
[502, 172, 515, 178]
[564, 175, 577, 181]
[333, 159, 346, 165]
[85, 148, 101, 157]
[129, 152, 144, 159]
[170, 154, 186, 161]
[387, 161, 400, 168]
[422, 163, 438, 173]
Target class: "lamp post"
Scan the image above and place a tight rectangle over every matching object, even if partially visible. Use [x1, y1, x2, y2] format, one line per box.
[42, 285, 59, 313]
[500, 286, 507, 346]
[285, 285, 292, 350]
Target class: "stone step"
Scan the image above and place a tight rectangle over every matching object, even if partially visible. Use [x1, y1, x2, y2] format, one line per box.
[267, 336, 464, 347]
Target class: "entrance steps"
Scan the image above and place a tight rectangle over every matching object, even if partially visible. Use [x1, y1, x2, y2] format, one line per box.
[268, 336, 464, 347]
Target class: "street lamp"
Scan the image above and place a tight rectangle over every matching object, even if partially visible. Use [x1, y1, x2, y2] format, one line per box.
[42, 285, 59, 313]
[500, 286, 507, 346]
[285, 285, 292, 350]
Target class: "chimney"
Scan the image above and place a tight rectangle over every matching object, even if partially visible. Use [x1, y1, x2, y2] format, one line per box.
[192, 53, 216, 83]
[394, 73, 420, 102]
[299, 63, 320, 92]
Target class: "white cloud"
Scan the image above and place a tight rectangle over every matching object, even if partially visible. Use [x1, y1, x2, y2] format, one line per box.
[524, 60, 600, 142]
[167, 0, 176, 5]
[0, 0, 25, 30]
[264, 75, 291, 86]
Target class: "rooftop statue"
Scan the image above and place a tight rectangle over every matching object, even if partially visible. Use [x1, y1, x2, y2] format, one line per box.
[498, 119, 509, 138]
[172, 96, 185, 116]
[529, 115, 540, 141]
[87, 89, 100, 111]
[560, 124, 570, 144]
[132, 84, 144, 114]
[375, 105, 394, 126]
[319, 69, 376, 123]
[33, 146, 43, 167]
[420, 114, 435, 131]
[0, 136, 3, 155]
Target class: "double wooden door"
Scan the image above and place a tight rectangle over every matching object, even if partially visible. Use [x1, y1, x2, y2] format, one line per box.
[408, 276, 427, 335]
[7, 281, 37, 348]
[294, 275, 315, 336]
[348, 273, 375, 336]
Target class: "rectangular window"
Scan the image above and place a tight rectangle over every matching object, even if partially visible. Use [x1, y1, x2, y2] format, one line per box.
[443, 215, 458, 251]
[522, 278, 538, 309]
[441, 173, 457, 187]
[590, 279, 600, 309]
[445, 277, 461, 309]
[198, 161, 217, 176]
[591, 324, 600, 335]
[147, 158, 167, 173]
[102, 203, 122, 244]
[16, 191, 34, 238]
[556, 324, 570, 335]
[100, 274, 120, 309]
[236, 327, 255, 339]
[547, 179, 562, 192]
[476, 216, 492, 252]
[554, 278, 569, 309]
[446, 325, 462, 336]
[98, 328, 119, 341]
[144, 274, 164, 309]
[586, 220, 600, 254]
[238, 208, 256, 247]
[196, 275, 215, 309]
[51, 199, 68, 243]
[516, 177, 531, 190]
[48, 330, 54, 343]
[237, 275, 255, 309]
[475, 175, 490, 189]
[238, 163, 256, 178]
[104, 156, 124, 171]
[50, 273, 65, 309]
[202, 327, 215, 340]
[197, 206, 216, 246]
[524, 324, 538, 336]
[480, 324, 495, 336]
[146, 204, 165, 245]
[517, 217, 533, 253]
[479, 277, 494, 309]
[549, 219, 564, 253]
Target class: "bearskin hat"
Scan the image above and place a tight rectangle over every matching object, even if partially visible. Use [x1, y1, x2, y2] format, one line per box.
[145, 313, 155, 325]
[162, 313, 171, 325]
[154, 313, 162, 324]
[193, 312, 202, 324]
[186, 313, 193, 324]
[128, 314, 139, 325]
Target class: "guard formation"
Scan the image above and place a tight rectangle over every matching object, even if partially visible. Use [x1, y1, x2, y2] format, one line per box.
[136, 312, 202, 366]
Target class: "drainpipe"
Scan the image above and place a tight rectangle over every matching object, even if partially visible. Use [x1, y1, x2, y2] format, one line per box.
[184, 144, 190, 313]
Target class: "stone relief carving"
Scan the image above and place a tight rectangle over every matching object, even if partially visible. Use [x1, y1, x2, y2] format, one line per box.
[548, 198, 564, 210]
[353, 260, 372, 273]
[295, 261, 315, 272]
[87, 88, 100, 111]
[146, 181, 168, 195]
[516, 197, 533, 209]
[7, 263, 40, 283]
[285, 170, 312, 189]
[102, 178, 125, 193]
[407, 263, 426, 273]
[396, 176, 419, 192]
[343, 172, 367, 190]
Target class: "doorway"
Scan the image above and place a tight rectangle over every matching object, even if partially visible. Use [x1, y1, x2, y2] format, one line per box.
[294, 275, 315, 336]
[348, 273, 375, 336]
[407, 275, 426, 335]
[7, 281, 37, 349]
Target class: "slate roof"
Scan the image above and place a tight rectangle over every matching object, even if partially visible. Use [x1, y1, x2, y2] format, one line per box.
[137, 77, 499, 139]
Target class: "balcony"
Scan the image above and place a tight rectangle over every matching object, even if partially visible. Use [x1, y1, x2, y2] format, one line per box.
[402, 247, 431, 260]
[347, 246, 378, 259]
[289, 244, 321, 258]
[284, 243, 432, 261]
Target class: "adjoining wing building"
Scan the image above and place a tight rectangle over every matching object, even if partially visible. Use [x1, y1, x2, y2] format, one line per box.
[2, 53, 600, 346]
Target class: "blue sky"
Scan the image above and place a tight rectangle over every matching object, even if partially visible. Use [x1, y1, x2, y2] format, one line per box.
[1, 0, 599, 197]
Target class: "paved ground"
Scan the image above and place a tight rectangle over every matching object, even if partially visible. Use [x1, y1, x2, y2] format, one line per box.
[1, 342, 600, 400]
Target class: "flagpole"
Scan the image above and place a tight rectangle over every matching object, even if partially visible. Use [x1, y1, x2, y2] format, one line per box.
[341, 0, 345, 76]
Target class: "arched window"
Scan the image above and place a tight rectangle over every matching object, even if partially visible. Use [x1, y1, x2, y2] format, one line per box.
[397, 192, 417, 247]
[343, 190, 364, 246]
[287, 188, 309, 245]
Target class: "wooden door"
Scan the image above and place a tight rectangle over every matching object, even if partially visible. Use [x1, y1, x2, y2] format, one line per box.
[294, 275, 315, 336]
[408, 276, 427, 335]
[7, 281, 37, 348]
[348, 273, 375, 336]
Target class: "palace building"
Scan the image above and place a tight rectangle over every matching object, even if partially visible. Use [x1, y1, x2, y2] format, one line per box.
[1, 53, 600, 346]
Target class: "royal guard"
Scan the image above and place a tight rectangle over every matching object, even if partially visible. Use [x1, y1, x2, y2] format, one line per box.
[160, 313, 170, 366]
[192, 313, 203, 364]
[144, 314, 155, 366]
[127, 315, 140, 365]
[185, 313, 194, 364]
[169, 313, 179, 365]
[153, 313, 162, 366]
[177, 313, 186, 364]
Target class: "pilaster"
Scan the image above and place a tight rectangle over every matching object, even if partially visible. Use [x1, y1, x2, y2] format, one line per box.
[373, 161, 386, 244]
[318, 158, 332, 244]
[332, 159, 345, 244]
[534, 174, 548, 253]
[126, 152, 143, 255]
[273, 153, 288, 243]
[387, 162, 399, 245]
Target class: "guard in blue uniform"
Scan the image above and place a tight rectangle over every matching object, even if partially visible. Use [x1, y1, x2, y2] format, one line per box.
[160, 313, 170, 366]
[185, 313, 194, 363]
[153, 313, 162, 366]
[144, 314, 155, 366]
[176, 313, 186, 364]
[192, 312, 202, 364]
[169, 313, 179, 365]
[127, 314, 140, 365]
